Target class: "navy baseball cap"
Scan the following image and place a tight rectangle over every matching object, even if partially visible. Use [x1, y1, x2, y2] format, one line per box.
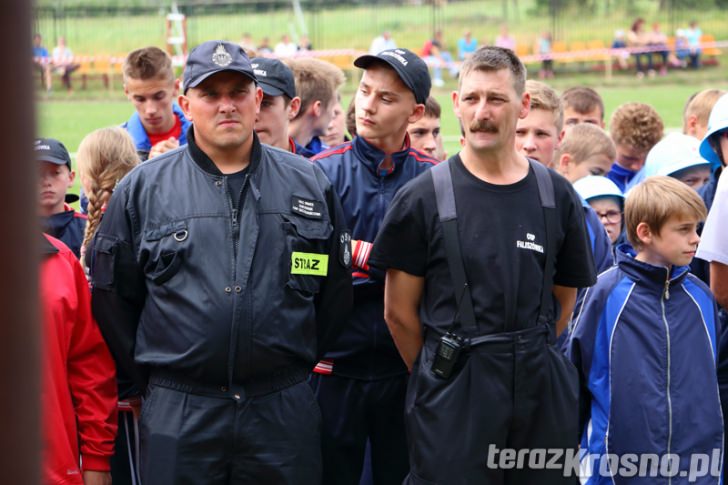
[183, 40, 257, 93]
[354, 48, 431, 104]
[251, 57, 297, 99]
[35, 137, 71, 171]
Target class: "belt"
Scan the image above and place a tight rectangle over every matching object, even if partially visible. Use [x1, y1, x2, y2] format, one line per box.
[469, 324, 550, 346]
[426, 324, 552, 349]
[148, 366, 310, 401]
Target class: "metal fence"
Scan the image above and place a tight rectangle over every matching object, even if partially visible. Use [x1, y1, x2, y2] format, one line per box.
[32, 0, 728, 57]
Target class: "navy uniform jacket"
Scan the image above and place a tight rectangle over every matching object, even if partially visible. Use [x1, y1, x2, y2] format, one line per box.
[568, 246, 724, 484]
[312, 135, 438, 379]
[42, 204, 87, 259]
[90, 131, 353, 392]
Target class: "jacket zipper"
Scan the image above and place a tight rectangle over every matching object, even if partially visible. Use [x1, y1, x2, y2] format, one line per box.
[225, 174, 249, 275]
[222, 174, 249, 387]
[661, 268, 673, 484]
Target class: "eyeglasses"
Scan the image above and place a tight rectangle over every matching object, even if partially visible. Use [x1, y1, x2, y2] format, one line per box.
[595, 210, 622, 223]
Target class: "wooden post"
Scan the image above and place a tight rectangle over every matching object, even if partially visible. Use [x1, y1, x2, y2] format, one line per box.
[0, 0, 39, 482]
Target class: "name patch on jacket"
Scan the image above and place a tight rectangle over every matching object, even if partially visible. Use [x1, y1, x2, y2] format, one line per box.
[291, 196, 323, 219]
[291, 252, 328, 276]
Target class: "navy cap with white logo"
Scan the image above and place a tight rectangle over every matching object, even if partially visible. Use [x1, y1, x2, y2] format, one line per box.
[251, 57, 297, 99]
[35, 137, 72, 171]
[183, 40, 257, 93]
[354, 48, 431, 104]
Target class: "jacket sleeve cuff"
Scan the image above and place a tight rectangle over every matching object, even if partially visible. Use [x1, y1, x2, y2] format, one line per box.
[82, 454, 112, 472]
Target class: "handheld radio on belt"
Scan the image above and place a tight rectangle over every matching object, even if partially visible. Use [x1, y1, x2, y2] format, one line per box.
[430, 158, 557, 379]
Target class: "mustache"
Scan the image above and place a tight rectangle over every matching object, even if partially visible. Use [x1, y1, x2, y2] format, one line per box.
[469, 120, 498, 133]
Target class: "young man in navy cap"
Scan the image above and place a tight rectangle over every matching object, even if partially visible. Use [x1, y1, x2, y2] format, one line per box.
[36, 137, 87, 259]
[90, 40, 352, 484]
[311, 47, 439, 485]
[251, 57, 307, 155]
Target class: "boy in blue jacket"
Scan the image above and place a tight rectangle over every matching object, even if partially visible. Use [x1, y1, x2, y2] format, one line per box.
[36, 137, 86, 259]
[568, 175, 723, 484]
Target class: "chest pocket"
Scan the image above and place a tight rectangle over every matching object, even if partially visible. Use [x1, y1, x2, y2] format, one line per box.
[282, 213, 333, 295]
[141, 221, 189, 285]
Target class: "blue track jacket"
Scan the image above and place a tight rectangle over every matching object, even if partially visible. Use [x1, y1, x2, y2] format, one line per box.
[122, 103, 191, 160]
[567, 246, 724, 484]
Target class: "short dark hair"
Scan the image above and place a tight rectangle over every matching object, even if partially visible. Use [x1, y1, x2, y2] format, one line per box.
[424, 96, 441, 119]
[459, 46, 526, 95]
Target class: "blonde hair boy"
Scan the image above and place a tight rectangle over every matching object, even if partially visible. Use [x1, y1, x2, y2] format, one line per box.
[515, 80, 563, 167]
[555, 123, 616, 183]
[683, 89, 726, 140]
[625, 175, 706, 255]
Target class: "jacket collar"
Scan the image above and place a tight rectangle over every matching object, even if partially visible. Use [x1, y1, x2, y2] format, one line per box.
[352, 134, 413, 176]
[609, 162, 637, 180]
[40, 234, 59, 257]
[616, 243, 690, 287]
[41, 207, 75, 235]
[290, 137, 315, 158]
[125, 103, 190, 151]
[187, 127, 262, 177]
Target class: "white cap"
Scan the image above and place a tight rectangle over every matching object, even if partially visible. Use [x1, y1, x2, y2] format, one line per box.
[574, 176, 625, 203]
[643, 132, 709, 178]
[700, 93, 728, 170]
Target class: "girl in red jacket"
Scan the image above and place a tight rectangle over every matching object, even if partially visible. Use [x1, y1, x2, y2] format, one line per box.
[41, 233, 117, 484]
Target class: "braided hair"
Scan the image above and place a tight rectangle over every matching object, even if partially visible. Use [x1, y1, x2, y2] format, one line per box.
[77, 127, 139, 268]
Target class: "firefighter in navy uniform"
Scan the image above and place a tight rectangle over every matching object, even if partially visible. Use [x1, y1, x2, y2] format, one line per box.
[90, 40, 352, 485]
[310, 48, 438, 485]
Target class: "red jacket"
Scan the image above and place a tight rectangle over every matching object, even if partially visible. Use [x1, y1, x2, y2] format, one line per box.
[41, 234, 117, 484]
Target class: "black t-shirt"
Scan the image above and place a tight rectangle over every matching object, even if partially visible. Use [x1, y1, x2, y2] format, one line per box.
[369, 155, 596, 335]
[227, 167, 249, 213]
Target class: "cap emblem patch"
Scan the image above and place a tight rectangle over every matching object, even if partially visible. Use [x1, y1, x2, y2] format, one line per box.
[212, 44, 233, 67]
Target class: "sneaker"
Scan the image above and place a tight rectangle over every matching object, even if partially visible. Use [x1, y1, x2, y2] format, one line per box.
[432, 78, 445, 87]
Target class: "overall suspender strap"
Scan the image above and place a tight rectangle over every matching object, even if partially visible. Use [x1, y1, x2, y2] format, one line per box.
[431, 161, 478, 331]
[431, 159, 558, 333]
[529, 159, 558, 328]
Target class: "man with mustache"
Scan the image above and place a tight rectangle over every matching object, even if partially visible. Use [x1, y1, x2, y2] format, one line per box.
[370, 46, 596, 483]
[311, 48, 438, 485]
[90, 40, 353, 484]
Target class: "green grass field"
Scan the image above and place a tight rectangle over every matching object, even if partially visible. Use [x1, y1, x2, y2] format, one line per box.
[37, 77, 728, 157]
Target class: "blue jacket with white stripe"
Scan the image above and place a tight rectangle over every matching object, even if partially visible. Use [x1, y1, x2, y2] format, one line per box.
[567, 246, 724, 484]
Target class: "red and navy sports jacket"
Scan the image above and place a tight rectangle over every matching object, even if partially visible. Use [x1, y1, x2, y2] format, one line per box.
[42, 203, 87, 259]
[312, 135, 438, 379]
